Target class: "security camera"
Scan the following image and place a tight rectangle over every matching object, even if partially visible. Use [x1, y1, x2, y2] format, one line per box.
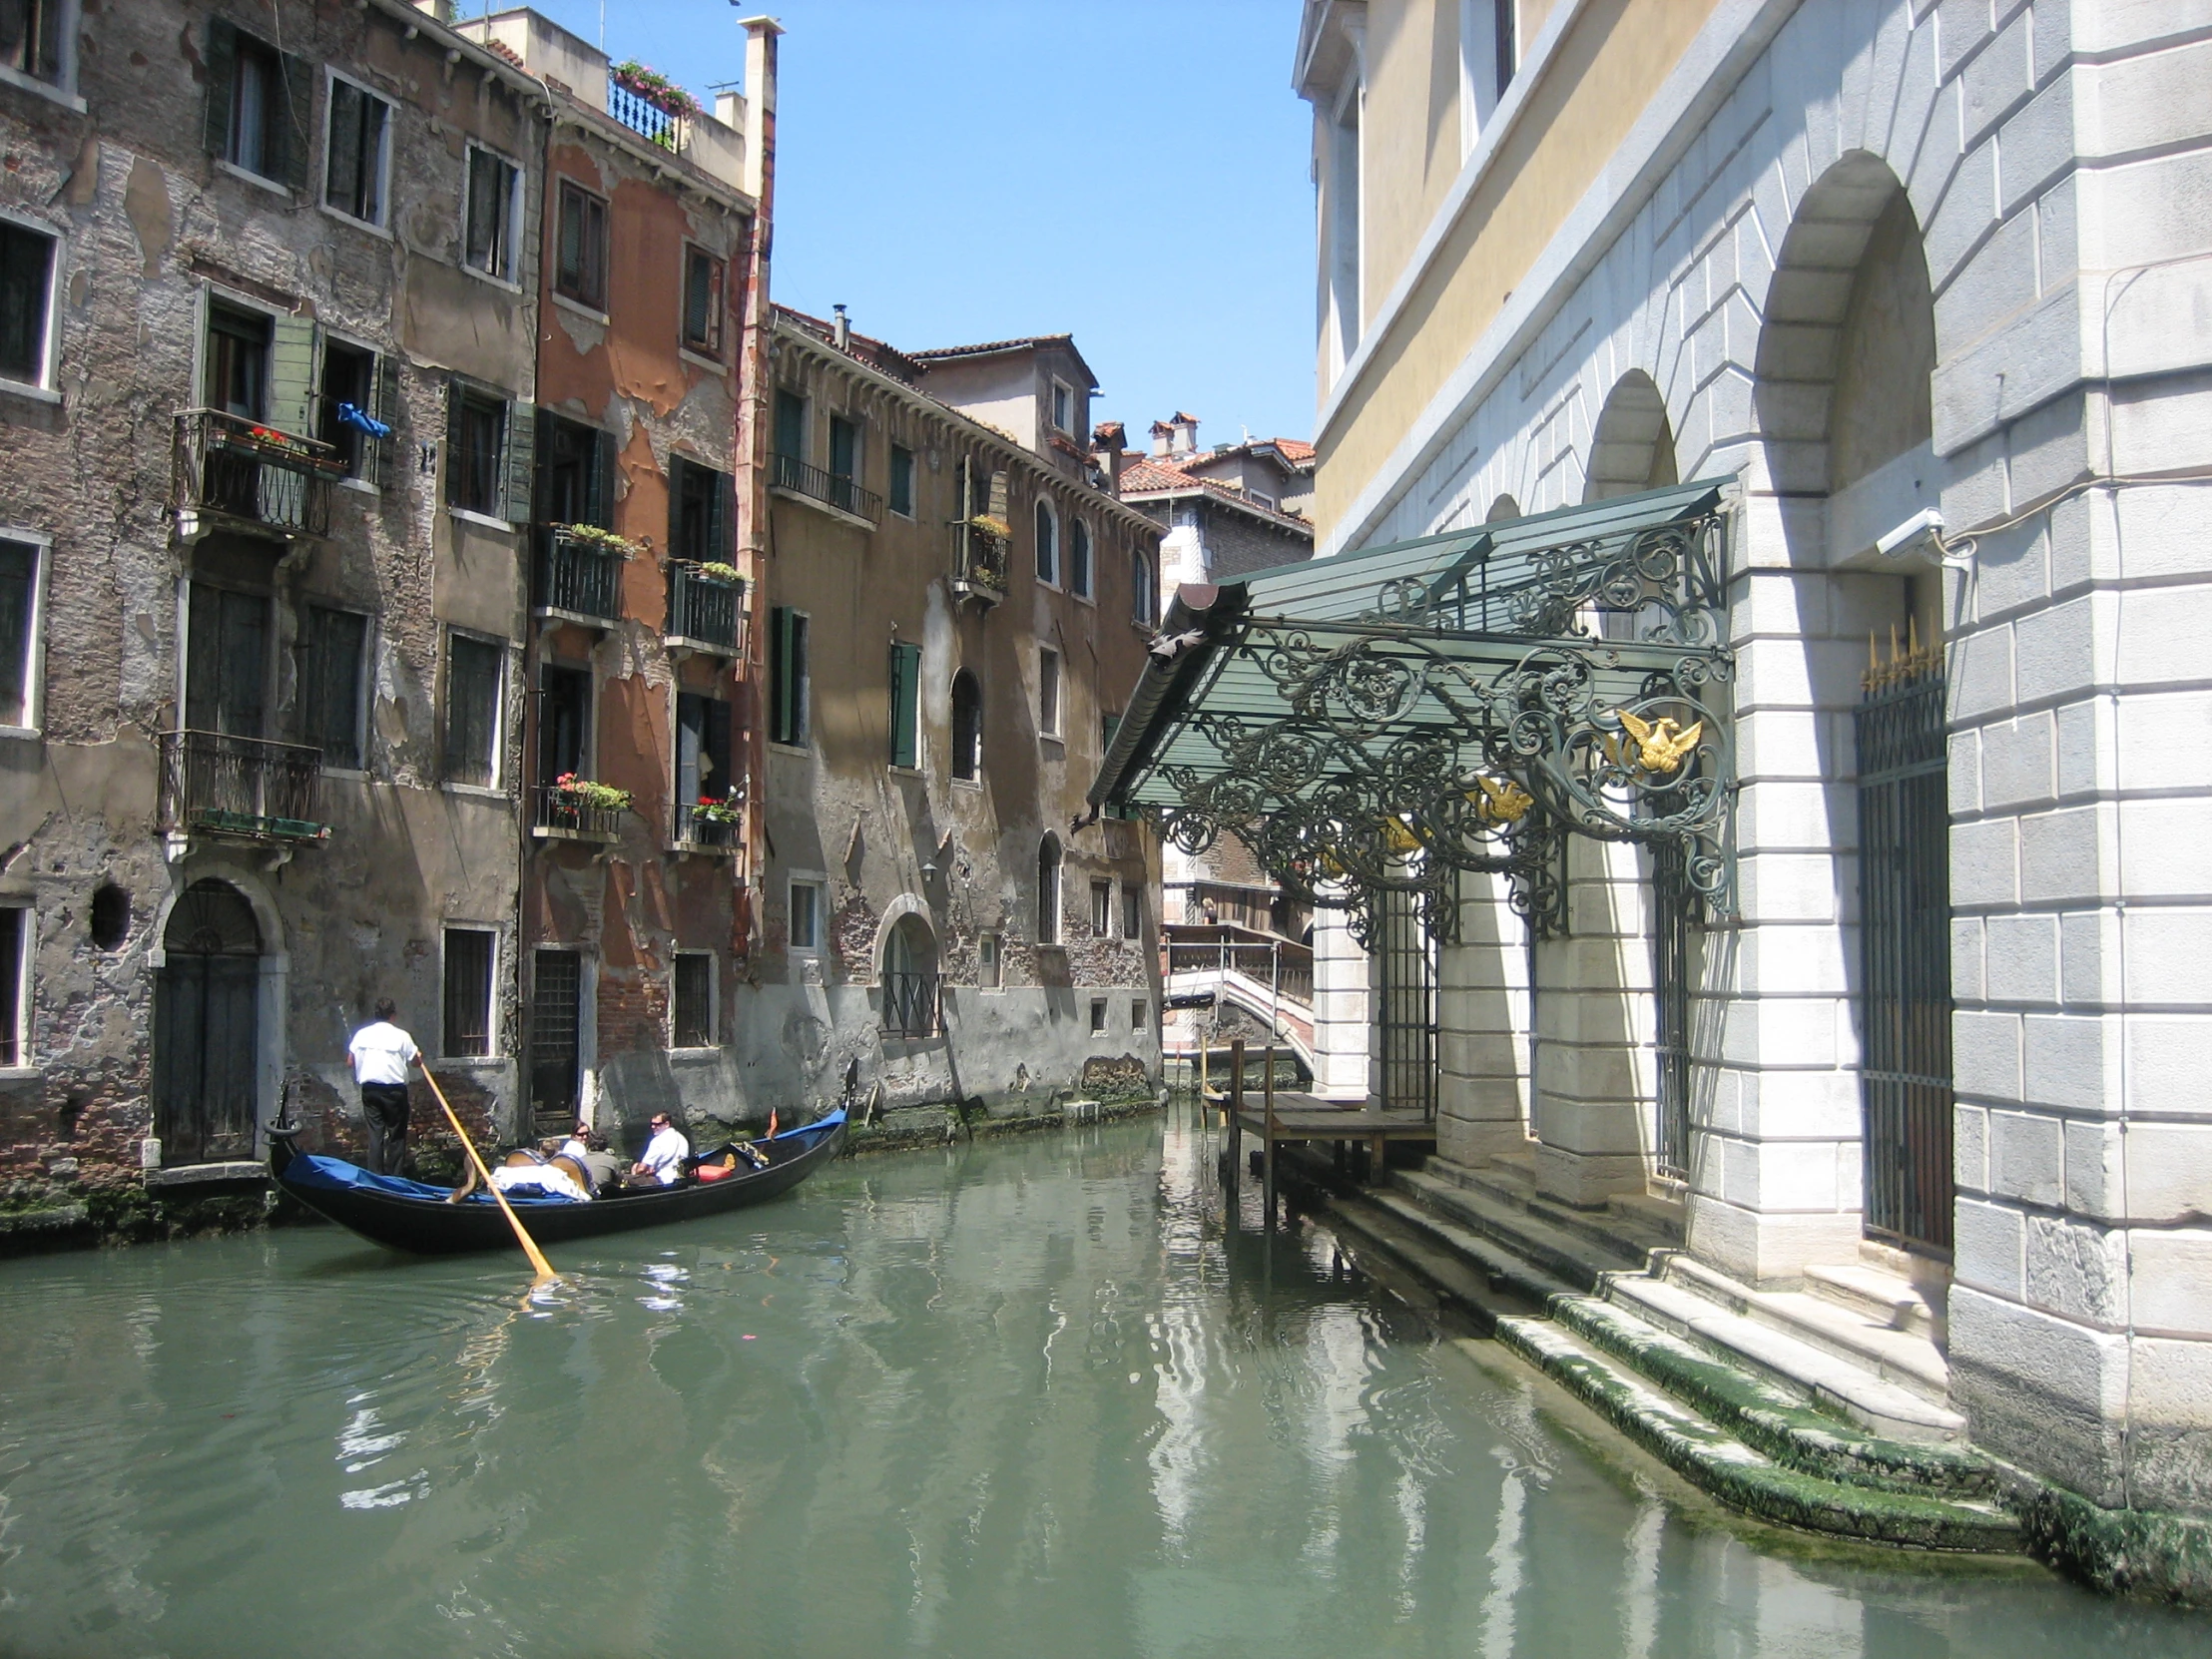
[1875, 508, 1945, 559]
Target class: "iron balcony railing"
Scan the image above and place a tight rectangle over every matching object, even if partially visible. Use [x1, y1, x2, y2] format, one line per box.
[532, 784, 624, 840]
[674, 803, 742, 848]
[173, 409, 344, 538]
[607, 79, 686, 149]
[950, 519, 1009, 604]
[665, 563, 743, 652]
[535, 528, 624, 623]
[159, 730, 326, 841]
[881, 970, 940, 1039]
[771, 451, 882, 524]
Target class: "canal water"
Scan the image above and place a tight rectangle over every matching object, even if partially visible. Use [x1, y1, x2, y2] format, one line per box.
[0, 1109, 2203, 1659]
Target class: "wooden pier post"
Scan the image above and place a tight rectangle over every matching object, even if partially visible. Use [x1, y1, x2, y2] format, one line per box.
[1227, 1037, 1245, 1195]
[1263, 1043, 1278, 1230]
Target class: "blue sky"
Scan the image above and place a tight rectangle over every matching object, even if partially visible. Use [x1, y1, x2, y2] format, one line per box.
[519, 0, 1318, 446]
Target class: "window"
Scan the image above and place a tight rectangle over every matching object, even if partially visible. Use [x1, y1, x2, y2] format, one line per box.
[205, 299, 271, 420]
[789, 879, 822, 951]
[773, 388, 806, 464]
[675, 691, 734, 837]
[1051, 379, 1072, 434]
[0, 538, 38, 729]
[185, 583, 271, 737]
[0, 220, 55, 387]
[672, 952, 714, 1047]
[555, 181, 608, 309]
[887, 640, 921, 770]
[669, 456, 733, 563]
[538, 663, 591, 784]
[770, 607, 810, 747]
[442, 927, 495, 1057]
[1089, 998, 1108, 1034]
[324, 74, 393, 227]
[316, 338, 384, 481]
[537, 411, 613, 528]
[978, 932, 1002, 989]
[204, 21, 305, 189]
[300, 605, 367, 769]
[443, 632, 503, 787]
[1090, 879, 1112, 938]
[1037, 835, 1061, 945]
[1122, 883, 1141, 941]
[1457, 2, 1518, 157]
[1038, 647, 1061, 738]
[888, 444, 915, 518]
[1132, 998, 1149, 1034]
[829, 413, 861, 514]
[1, 0, 65, 85]
[1069, 518, 1092, 599]
[1034, 499, 1057, 585]
[446, 383, 522, 519]
[682, 245, 724, 355]
[950, 669, 982, 782]
[0, 904, 26, 1066]
[1131, 548, 1156, 624]
[463, 145, 521, 282]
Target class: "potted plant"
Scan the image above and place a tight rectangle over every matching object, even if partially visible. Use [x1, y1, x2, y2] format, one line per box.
[552, 522, 644, 559]
[548, 773, 633, 830]
[691, 560, 743, 585]
[610, 61, 702, 120]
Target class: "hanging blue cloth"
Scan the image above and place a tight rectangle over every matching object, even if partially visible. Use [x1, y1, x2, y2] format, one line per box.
[336, 401, 392, 439]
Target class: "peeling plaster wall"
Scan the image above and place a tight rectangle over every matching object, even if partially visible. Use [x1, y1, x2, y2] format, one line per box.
[0, 0, 542, 1202]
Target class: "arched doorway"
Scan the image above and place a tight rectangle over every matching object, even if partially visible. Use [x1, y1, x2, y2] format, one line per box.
[880, 912, 938, 1039]
[154, 878, 262, 1163]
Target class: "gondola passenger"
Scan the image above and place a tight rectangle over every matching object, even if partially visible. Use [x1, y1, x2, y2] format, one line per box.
[631, 1112, 690, 1188]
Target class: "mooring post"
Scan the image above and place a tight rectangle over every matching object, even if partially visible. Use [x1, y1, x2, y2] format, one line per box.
[1263, 1042, 1278, 1231]
[1198, 1027, 1210, 1125]
[1227, 1037, 1245, 1195]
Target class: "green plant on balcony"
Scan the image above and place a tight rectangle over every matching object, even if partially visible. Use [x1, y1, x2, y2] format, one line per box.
[966, 515, 1010, 540]
[551, 773, 633, 812]
[690, 794, 743, 827]
[611, 61, 701, 119]
[552, 522, 644, 558]
[684, 560, 743, 585]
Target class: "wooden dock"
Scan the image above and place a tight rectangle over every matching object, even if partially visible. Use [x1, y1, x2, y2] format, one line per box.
[1215, 1037, 1436, 1227]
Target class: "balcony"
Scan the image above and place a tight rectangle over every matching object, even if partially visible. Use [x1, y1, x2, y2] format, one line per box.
[665, 563, 744, 655]
[673, 803, 743, 851]
[534, 527, 625, 625]
[173, 409, 344, 539]
[160, 731, 327, 844]
[950, 519, 1009, 607]
[770, 451, 881, 527]
[881, 970, 940, 1039]
[532, 783, 625, 843]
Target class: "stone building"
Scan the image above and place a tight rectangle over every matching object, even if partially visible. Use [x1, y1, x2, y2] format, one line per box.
[1102, 0, 2212, 1592]
[451, 10, 776, 1138]
[750, 306, 1163, 1116]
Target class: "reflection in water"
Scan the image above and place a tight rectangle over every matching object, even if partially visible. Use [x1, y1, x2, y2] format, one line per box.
[0, 1106, 2203, 1659]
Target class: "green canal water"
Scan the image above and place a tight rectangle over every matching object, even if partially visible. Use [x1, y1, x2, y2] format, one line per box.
[0, 1108, 2204, 1659]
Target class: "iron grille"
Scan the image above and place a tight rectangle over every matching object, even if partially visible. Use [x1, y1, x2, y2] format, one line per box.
[529, 949, 583, 1121]
[881, 970, 939, 1039]
[1651, 837, 1696, 1183]
[536, 529, 623, 622]
[770, 451, 882, 524]
[159, 730, 325, 841]
[173, 409, 341, 537]
[1378, 883, 1436, 1119]
[1856, 661, 1953, 1255]
[666, 563, 742, 651]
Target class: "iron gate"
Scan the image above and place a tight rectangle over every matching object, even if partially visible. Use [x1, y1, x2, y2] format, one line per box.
[529, 949, 583, 1127]
[1856, 657, 1953, 1254]
[1378, 884, 1436, 1119]
[1650, 839, 1696, 1184]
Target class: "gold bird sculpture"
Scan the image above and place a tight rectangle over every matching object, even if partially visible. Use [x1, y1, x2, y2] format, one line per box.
[1611, 710, 1703, 775]
[1381, 814, 1421, 854]
[1466, 775, 1534, 823]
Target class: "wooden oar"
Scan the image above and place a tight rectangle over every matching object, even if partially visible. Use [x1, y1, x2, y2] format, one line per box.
[418, 1064, 559, 1285]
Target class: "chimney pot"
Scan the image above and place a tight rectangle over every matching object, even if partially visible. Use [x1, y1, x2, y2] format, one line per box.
[831, 304, 850, 350]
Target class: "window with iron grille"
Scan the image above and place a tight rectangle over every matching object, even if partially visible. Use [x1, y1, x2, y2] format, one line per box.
[301, 605, 367, 769]
[683, 246, 724, 355]
[463, 146, 520, 281]
[672, 952, 713, 1047]
[0, 220, 54, 387]
[324, 74, 393, 227]
[443, 632, 502, 787]
[556, 181, 609, 309]
[442, 927, 495, 1058]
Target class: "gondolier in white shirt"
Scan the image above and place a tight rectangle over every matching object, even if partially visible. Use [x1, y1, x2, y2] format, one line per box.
[630, 1111, 690, 1188]
[347, 998, 421, 1176]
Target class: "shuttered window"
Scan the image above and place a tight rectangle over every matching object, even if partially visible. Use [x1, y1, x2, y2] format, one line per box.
[203, 19, 309, 191]
[1069, 518, 1092, 598]
[1035, 500, 1057, 585]
[556, 181, 608, 309]
[315, 338, 383, 480]
[300, 605, 367, 769]
[669, 456, 733, 563]
[443, 632, 502, 787]
[682, 246, 723, 355]
[446, 383, 533, 521]
[676, 692, 734, 812]
[463, 146, 521, 281]
[442, 928, 495, 1057]
[770, 607, 809, 747]
[888, 445, 915, 517]
[324, 75, 392, 226]
[537, 411, 613, 528]
[887, 641, 920, 770]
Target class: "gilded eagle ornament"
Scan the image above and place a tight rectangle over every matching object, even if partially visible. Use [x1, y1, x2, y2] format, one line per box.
[1466, 775, 1534, 823]
[1609, 710, 1704, 776]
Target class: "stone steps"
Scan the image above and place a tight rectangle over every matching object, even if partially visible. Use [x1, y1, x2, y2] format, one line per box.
[1805, 1260, 1944, 1344]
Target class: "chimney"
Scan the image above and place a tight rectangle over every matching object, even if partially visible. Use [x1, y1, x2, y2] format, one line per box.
[832, 303, 850, 350]
[1149, 419, 1175, 460]
[738, 15, 782, 204]
[1091, 421, 1127, 492]
[1171, 411, 1200, 456]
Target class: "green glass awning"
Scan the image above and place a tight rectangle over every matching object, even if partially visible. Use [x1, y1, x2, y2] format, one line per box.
[1091, 480, 1738, 939]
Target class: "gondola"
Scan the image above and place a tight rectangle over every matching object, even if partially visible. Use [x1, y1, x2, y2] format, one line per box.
[267, 1110, 847, 1257]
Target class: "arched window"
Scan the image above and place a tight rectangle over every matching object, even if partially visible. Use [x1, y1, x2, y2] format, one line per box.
[1130, 547, 1156, 624]
[1034, 499, 1058, 585]
[950, 669, 982, 781]
[1036, 833, 1062, 944]
[1069, 518, 1091, 597]
[880, 913, 938, 1038]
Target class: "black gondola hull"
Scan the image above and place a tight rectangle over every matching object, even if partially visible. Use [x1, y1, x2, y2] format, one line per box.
[273, 1115, 846, 1256]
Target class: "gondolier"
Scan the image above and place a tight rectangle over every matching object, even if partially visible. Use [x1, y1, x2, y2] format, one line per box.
[347, 998, 421, 1176]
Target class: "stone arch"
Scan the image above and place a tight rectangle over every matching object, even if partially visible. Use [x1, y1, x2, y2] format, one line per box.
[1583, 370, 1678, 501]
[1483, 493, 1522, 522]
[149, 869, 287, 1167]
[871, 892, 934, 975]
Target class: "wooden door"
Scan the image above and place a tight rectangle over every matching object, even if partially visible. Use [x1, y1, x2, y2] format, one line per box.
[153, 880, 262, 1164]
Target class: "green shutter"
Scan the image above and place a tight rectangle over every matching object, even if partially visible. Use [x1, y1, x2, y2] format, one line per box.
[267, 311, 316, 437]
[592, 425, 616, 528]
[711, 468, 735, 563]
[504, 400, 536, 524]
[277, 50, 313, 194]
[203, 19, 238, 159]
[888, 641, 920, 770]
[770, 606, 794, 745]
